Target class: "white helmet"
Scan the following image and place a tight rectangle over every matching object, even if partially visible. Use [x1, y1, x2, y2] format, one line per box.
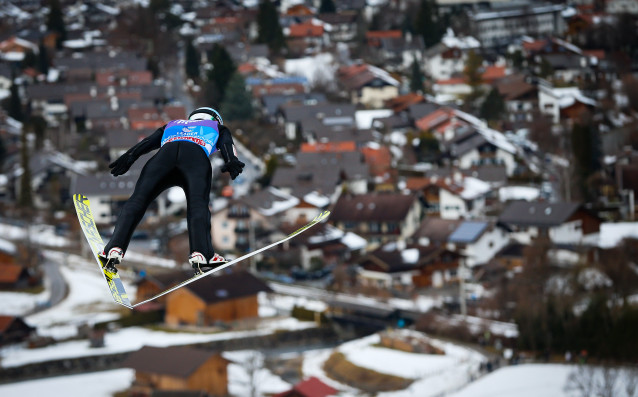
[188, 107, 223, 124]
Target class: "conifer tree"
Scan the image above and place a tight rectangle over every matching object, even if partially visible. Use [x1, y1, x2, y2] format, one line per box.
[414, 0, 443, 48]
[19, 128, 33, 209]
[46, 0, 67, 48]
[409, 55, 424, 93]
[38, 42, 49, 75]
[479, 87, 506, 123]
[207, 44, 236, 104]
[256, 0, 286, 55]
[185, 40, 200, 80]
[221, 73, 254, 122]
[7, 82, 23, 122]
[319, 0, 336, 13]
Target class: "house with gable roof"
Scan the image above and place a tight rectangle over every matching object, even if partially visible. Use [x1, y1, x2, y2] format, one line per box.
[123, 345, 230, 396]
[165, 271, 272, 326]
[357, 242, 462, 289]
[538, 83, 597, 124]
[423, 31, 481, 81]
[493, 73, 538, 125]
[0, 315, 35, 346]
[498, 201, 601, 244]
[287, 19, 329, 56]
[278, 102, 357, 140]
[135, 268, 194, 307]
[331, 192, 422, 247]
[336, 63, 400, 108]
[271, 150, 370, 199]
[447, 220, 510, 268]
[0, 36, 38, 62]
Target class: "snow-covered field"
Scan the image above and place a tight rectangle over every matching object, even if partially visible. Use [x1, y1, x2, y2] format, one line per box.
[2, 221, 637, 396]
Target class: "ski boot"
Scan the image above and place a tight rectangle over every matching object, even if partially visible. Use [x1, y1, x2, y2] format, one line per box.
[189, 252, 227, 275]
[98, 247, 123, 274]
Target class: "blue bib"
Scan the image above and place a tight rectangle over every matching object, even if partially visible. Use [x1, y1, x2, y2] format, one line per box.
[161, 119, 220, 156]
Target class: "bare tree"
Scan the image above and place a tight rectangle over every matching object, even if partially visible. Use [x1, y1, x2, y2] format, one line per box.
[564, 365, 596, 397]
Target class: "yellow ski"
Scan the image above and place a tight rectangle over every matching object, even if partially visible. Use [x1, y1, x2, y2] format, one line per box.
[73, 193, 132, 307]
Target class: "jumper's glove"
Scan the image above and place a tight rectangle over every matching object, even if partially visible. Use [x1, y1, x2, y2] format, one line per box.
[221, 158, 245, 180]
[109, 153, 136, 177]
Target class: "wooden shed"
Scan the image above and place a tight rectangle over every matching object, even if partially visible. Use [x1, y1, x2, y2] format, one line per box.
[123, 345, 229, 397]
[136, 269, 195, 306]
[0, 315, 35, 346]
[165, 271, 273, 327]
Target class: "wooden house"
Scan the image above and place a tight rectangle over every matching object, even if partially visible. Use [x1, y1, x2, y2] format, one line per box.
[165, 271, 272, 327]
[331, 192, 422, 248]
[0, 263, 31, 289]
[336, 63, 399, 108]
[357, 243, 461, 289]
[0, 315, 36, 346]
[498, 201, 601, 244]
[135, 269, 194, 307]
[123, 345, 229, 397]
[274, 376, 338, 397]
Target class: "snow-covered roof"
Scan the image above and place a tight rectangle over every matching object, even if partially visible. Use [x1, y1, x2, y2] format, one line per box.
[460, 177, 491, 200]
[542, 86, 598, 108]
[355, 109, 393, 129]
[367, 64, 400, 87]
[498, 186, 540, 202]
[441, 28, 480, 49]
[0, 238, 16, 254]
[258, 187, 300, 216]
[453, 109, 518, 154]
[303, 191, 330, 208]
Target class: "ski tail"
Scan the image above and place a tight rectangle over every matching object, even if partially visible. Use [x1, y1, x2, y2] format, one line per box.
[73, 194, 132, 308]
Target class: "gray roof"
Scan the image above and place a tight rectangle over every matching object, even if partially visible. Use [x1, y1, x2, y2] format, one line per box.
[54, 51, 147, 71]
[448, 221, 489, 243]
[408, 103, 439, 121]
[123, 345, 225, 378]
[227, 42, 269, 64]
[280, 103, 357, 124]
[107, 129, 146, 149]
[498, 201, 581, 228]
[261, 93, 327, 116]
[271, 151, 369, 197]
[311, 127, 376, 147]
[25, 83, 94, 102]
[412, 217, 464, 244]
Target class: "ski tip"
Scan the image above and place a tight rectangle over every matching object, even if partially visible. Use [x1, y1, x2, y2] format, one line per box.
[313, 210, 331, 223]
[73, 193, 88, 202]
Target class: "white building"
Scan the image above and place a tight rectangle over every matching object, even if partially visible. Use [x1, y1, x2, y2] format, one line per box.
[469, 3, 566, 47]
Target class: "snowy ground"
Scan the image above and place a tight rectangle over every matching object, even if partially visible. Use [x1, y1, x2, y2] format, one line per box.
[3, 333, 632, 397]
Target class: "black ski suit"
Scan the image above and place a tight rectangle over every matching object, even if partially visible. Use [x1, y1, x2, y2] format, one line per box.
[104, 121, 243, 262]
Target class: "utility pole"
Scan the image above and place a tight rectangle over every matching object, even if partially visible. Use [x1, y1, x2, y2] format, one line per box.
[459, 258, 467, 318]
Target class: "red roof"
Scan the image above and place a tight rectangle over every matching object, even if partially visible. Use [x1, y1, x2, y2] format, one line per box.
[289, 21, 324, 37]
[0, 264, 24, 284]
[415, 108, 455, 132]
[0, 316, 15, 332]
[361, 145, 392, 177]
[301, 141, 356, 153]
[385, 92, 425, 113]
[482, 65, 507, 83]
[286, 4, 315, 15]
[238, 62, 258, 75]
[366, 30, 402, 39]
[275, 377, 338, 397]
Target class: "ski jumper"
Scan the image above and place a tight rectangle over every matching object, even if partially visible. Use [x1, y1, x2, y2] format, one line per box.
[105, 120, 231, 261]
